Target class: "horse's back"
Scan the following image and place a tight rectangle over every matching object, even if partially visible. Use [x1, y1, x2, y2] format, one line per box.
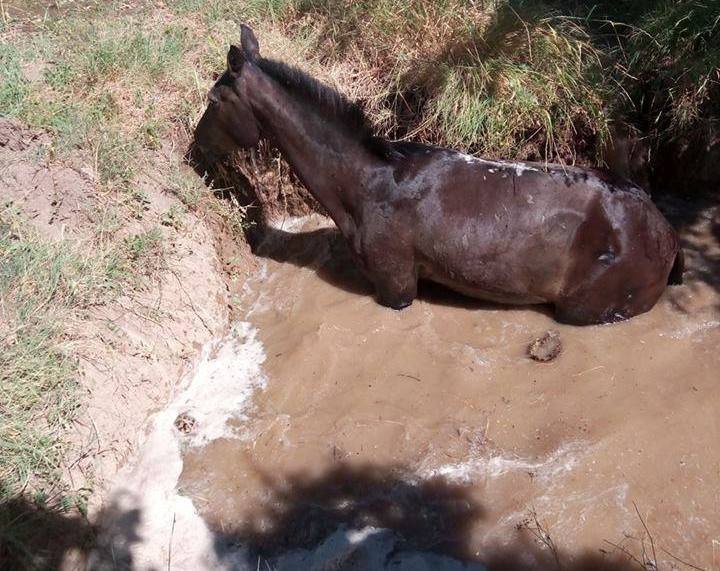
[390, 149, 679, 318]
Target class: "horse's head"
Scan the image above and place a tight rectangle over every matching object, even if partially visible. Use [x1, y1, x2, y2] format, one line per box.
[194, 25, 261, 159]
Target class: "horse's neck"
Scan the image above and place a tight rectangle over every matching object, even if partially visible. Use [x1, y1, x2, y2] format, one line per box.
[245, 67, 377, 233]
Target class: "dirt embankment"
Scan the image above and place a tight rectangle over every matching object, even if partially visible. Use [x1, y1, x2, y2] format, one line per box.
[1, 116, 250, 514]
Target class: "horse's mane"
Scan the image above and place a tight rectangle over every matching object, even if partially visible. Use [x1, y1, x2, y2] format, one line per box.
[256, 57, 394, 158]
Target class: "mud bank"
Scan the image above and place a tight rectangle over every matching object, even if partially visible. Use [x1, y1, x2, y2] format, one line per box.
[94, 205, 720, 570]
[0, 117, 240, 509]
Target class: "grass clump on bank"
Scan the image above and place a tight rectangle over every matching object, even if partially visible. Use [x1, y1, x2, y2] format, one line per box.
[1, 14, 193, 170]
[0, 43, 28, 116]
[255, 0, 610, 162]
[0, 1, 242, 526]
[246, 0, 719, 179]
[0, 211, 124, 499]
[624, 1, 720, 144]
[420, 7, 607, 160]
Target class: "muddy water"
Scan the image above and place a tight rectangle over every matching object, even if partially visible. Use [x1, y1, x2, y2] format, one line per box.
[175, 204, 720, 569]
[91, 201, 720, 569]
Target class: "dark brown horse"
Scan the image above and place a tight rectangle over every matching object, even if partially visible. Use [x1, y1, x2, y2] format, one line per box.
[194, 25, 683, 325]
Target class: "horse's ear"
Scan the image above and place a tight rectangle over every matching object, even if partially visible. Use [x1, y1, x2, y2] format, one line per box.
[240, 24, 259, 62]
[227, 44, 244, 75]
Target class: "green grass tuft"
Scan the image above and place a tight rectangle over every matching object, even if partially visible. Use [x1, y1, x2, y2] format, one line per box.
[0, 211, 124, 498]
[124, 227, 166, 276]
[79, 25, 187, 82]
[422, 6, 607, 158]
[0, 43, 29, 115]
[625, 0, 720, 139]
[95, 130, 137, 189]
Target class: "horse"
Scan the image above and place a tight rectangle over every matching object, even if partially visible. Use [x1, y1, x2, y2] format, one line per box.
[194, 25, 683, 325]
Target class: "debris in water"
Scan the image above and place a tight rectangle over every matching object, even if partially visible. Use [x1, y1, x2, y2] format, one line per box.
[174, 412, 197, 434]
[528, 331, 562, 362]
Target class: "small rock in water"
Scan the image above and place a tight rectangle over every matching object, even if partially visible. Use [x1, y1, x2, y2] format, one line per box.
[528, 331, 562, 362]
[174, 412, 197, 434]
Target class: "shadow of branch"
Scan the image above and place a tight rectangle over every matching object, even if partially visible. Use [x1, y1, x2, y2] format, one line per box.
[208, 461, 649, 571]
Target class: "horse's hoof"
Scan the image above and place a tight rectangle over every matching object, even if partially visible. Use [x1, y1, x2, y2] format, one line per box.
[390, 299, 413, 310]
[528, 330, 562, 362]
[379, 296, 413, 310]
[377, 294, 414, 310]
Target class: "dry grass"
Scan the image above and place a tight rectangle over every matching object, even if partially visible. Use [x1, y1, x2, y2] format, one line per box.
[623, 0, 720, 142]
[0, 209, 124, 501]
[238, 0, 719, 169]
[245, 0, 610, 162]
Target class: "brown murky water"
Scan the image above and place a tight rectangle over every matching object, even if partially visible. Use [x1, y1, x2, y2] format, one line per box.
[178, 202, 720, 569]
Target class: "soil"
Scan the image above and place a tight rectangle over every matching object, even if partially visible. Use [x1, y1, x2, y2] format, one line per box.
[0, 117, 247, 508]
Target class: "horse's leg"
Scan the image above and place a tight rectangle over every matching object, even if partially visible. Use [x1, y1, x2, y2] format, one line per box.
[553, 302, 607, 326]
[554, 267, 667, 325]
[364, 250, 418, 310]
[373, 269, 418, 310]
[355, 216, 418, 309]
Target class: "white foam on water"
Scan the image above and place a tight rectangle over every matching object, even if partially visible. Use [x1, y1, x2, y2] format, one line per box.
[90, 313, 487, 571]
[425, 441, 588, 484]
[90, 323, 266, 571]
[664, 319, 720, 340]
[243, 261, 272, 316]
[174, 322, 267, 446]
[270, 525, 488, 571]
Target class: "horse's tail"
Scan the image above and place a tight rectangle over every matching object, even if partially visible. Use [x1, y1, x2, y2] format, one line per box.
[668, 248, 685, 285]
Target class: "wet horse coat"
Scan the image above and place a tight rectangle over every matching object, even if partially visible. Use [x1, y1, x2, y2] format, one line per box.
[194, 25, 682, 325]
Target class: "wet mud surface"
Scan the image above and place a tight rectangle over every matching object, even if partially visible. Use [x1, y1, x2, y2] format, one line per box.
[174, 202, 720, 569]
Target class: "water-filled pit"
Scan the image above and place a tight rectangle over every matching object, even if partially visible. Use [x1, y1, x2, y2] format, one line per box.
[95, 201, 720, 570]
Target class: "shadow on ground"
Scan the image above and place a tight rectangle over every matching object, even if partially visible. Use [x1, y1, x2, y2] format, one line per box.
[210, 462, 648, 571]
[655, 192, 720, 313]
[2, 460, 651, 570]
[0, 491, 141, 571]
